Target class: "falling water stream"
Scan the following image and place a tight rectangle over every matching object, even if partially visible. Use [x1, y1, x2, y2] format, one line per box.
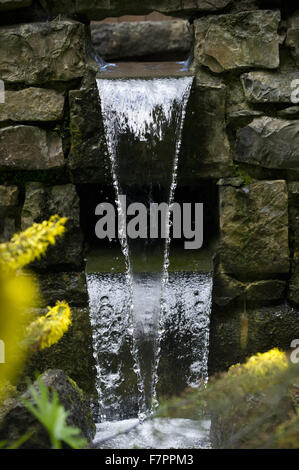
[86, 72, 213, 448]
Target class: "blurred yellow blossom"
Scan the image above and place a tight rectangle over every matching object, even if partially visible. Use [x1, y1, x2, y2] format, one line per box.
[25, 301, 71, 351]
[0, 216, 70, 394]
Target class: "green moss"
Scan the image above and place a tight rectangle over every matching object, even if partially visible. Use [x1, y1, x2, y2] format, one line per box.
[234, 165, 253, 186]
[54, 121, 70, 140]
[70, 121, 82, 150]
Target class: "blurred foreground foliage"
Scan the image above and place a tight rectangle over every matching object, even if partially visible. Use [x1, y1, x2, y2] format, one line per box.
[0, 216, 86, 449]
[23, 379, 87, 449]
[0, 215, 69, 394]
[158, 349, 299, 449]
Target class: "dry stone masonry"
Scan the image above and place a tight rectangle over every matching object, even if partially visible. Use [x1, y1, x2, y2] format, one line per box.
[0, 0, 298, 381]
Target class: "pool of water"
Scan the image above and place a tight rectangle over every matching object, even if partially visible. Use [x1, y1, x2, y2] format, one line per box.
[86, 242, 217, 274]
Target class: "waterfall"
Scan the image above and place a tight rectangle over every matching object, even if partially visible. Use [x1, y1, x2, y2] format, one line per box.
[87, 75, 213, 425]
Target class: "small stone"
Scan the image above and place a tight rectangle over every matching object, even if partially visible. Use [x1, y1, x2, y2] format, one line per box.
[0, 185, 18, 207]
[235, 117, 299, 170]
[0, 126, 64, 170]
[0, 217, 15, 242]
[0, 0, 31, 10]
[219, 180, 289, 279]
[278, 106, 299, 119]
[21, 182, 46, 230]
[0, 88, 65, 123]
[227, 110, 263, 128]
[241, 71, 298, 104]
[217, 177, 245, 187]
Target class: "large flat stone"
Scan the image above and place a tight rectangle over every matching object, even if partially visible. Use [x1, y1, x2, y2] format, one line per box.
[209, 303, 299, 374]
[0, 126, 64, 170]
[194, 10, 280, 73]
[286, 10, 299, 66]
[219, 180, 289, 279]
[68, 86, 110, 184]
[91, 20, 192, 61]
[288, 182, 299, 309]
[21, 182, 84, 271]
[0, 21, 86, 85]
[179, 71, 232, 180]
[21, 182, 46, 230]
[0, 88, 65, 123]
[241, 71, 299, 104]
[0, 369, 96, 448]
[213, 266, 286, 312]
[0, 185, 18, 207]
[21, 182, 80, 230]
[235, 117, 299, 170]
[41, 0, 232, 19]
[0, 185, 19, 242]
[0, 0, 31, 10]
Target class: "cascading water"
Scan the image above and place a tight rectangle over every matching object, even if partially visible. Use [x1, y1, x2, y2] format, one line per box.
[86, 74, 213, 445]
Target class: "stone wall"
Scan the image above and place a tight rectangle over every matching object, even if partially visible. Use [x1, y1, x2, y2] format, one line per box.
[0, 1, 299, 384]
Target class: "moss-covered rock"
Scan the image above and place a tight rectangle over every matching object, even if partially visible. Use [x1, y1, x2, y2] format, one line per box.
[24, 309, 97, 399]
[0, 185, 18, 207]
[218, 179, 289, 280]
[209, 304, 299, 374]
[286, 10, 299, 66]
[213, 262, 286, 312]
[0, 369, 95, 448]
[68, 86, 110, 184]
[21, 182, 84, 271]
[0, 184, 19, 242]
[179, 71, 232, 181]
[37, 272, 88, 308]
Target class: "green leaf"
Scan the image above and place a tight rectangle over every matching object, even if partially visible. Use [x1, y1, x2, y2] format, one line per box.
[23, 379, 87, 450]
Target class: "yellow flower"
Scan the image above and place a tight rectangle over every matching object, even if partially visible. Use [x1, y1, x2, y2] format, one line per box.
[25, 301, 72, 352]
[0, 215, 67, 273]
[0, 216, 71, 391]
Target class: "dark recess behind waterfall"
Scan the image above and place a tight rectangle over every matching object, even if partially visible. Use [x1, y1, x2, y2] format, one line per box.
[78, 181, 219, 253]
